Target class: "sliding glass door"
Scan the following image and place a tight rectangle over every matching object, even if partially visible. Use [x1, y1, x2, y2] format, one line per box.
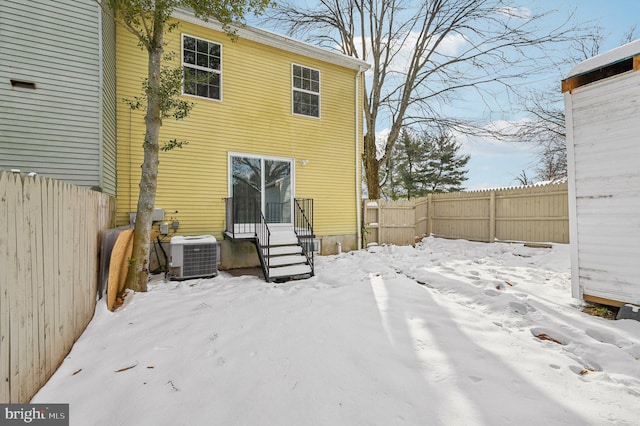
[230, 154, 293, 226]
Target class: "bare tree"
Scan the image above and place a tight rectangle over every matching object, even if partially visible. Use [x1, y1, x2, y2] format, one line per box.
[514, 26, 637, 182]
[98, 0, 272, 292]
[513, 88, 566, 182]
[514, 169, 532, 186]
[622, 25, 638, 44]
[265, 0, 582, 198]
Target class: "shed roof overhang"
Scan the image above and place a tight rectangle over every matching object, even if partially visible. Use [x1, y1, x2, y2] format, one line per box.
[562, 39, 640, 93]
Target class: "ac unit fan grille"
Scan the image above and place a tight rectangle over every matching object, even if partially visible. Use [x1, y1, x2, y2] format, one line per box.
[183, 243, 217, 278]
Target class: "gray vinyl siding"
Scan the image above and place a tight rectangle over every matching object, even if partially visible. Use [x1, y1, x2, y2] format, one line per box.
[0, 0, 102, 188]
[101, 10, 117, 196]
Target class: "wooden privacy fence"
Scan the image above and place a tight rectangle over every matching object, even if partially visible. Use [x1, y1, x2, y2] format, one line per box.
[0, 172, 115, 403]
[364, 183, 569, 246]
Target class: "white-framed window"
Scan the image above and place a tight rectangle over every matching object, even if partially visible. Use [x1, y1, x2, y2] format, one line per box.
[182, 34, 222, 101]
[292, 64, 320, 118]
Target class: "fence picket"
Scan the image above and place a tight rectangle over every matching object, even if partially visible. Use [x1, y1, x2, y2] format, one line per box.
[0, 172, 10, 402]
[22, 176, 36, 401]
[43, 178, 55, 382]
[8, 173, 25, 402]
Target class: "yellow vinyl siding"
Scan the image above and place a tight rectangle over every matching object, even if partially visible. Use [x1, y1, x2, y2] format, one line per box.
[116, 18, 362, 239]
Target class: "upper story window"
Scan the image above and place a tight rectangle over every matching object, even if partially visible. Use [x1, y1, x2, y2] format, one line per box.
[292, 64, 320, 117]
[182, 34, 221, 101]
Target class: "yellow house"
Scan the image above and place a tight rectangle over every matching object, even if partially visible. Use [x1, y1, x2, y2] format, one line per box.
[115, 9, 369, 280]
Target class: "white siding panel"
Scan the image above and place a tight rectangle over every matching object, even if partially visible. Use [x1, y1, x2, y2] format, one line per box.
[0, 0, 102, 188]
[568, 69, 640, 305]
[578, 269, 636, 302]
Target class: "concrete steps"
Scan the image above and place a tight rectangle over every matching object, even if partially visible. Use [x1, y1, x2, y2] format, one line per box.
[268, 263, 313, 279]
[261, 229, 313, 281]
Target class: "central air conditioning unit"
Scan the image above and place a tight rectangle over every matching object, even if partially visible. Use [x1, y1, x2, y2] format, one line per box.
[169, 235, 219, 280]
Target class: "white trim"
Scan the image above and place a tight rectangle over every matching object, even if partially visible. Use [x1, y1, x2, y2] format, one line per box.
[564, 92, 580, 300]
[228, 152, 296, 225]
[291, 63, 321, 119]
[173, 8, 369, 72]
[181, 33, 223, 102]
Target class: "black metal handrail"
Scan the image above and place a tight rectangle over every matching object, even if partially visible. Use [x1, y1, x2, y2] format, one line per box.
[225, 197, 272, 280]
[225, 197, 313, 281]
[294, 198, 315, 276]
[294, 198, 314, 236]
[224, 197, 234, 236]
[255, 209, 271, 281]
[265, 202, 291, 223]
[225, 197, 262, 238]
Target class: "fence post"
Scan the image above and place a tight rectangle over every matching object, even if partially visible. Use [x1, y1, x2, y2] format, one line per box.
[427, 193, 433, 236]
[362, 200, 370, 245]
[377, 201, 383, 244]
[361, 200, 366, 246]
[489, 190, 496, 242]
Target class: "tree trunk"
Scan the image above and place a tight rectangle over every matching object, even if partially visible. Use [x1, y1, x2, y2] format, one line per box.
[363, 131, 381, 200]
[125, 39, 163, 293]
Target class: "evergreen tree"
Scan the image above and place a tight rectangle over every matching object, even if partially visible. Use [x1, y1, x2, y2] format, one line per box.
[382, 129, 426, 200]
[423, 133, 470, 193]
[382, 130, 470, 199]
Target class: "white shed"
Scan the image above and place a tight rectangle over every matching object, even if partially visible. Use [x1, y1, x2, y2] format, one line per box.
[563, 40, 640, 307]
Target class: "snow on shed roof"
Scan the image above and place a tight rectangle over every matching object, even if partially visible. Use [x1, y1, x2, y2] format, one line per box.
[566, 39, 640, 78]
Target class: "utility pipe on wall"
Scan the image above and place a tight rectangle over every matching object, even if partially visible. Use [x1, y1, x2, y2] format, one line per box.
[355, 65, 367, 250]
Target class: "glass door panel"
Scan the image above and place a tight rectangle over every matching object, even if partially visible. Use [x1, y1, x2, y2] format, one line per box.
[231, 156, 261, 225]
[264, 159, 292, 224]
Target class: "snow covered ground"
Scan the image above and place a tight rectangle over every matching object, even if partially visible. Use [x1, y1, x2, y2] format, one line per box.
[33, 237, 640, 425]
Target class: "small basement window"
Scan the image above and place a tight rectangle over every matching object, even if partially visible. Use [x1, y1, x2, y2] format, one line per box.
[562, 57, 636, 92]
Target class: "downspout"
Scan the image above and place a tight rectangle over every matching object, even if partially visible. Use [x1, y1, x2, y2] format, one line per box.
[355, 66, 366, 250]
